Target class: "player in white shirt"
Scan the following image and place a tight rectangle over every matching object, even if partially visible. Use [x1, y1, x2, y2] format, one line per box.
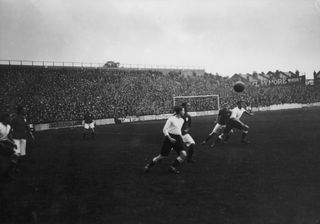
[0, 113, 18, 179]
[0, 113, 16, 153]
[215, 101, 253, 145]
[144, 106, 188, 174]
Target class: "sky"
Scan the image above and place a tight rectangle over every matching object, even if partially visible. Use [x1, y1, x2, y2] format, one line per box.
[1, 0, 320, 78]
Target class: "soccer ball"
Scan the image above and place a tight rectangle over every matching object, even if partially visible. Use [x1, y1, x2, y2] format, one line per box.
[233, 81, 245, 93]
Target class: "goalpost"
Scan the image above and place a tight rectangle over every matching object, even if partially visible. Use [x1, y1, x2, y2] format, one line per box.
[173, 94, 220, 116]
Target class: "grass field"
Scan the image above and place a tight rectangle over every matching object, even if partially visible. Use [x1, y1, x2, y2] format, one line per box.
[1, 107, 320, 224]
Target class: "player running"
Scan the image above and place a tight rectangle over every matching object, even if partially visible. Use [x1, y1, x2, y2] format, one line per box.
[213, 101, 253, 146]
[0, 113, 16, 155]
[181, 102, 196, 163]
[201, 103, 232, 147]
[0, 113, 20, 178]
[11, 106, 35, 157]
[83, 111, 95, 139]
[144, 106, 188, 174]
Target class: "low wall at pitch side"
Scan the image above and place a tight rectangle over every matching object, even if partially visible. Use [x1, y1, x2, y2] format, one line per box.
[251, 102, 320, 112]
[33, 102, 320, 131]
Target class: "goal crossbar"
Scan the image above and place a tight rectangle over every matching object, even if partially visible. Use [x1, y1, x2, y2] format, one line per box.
[173, 94, 219, 99]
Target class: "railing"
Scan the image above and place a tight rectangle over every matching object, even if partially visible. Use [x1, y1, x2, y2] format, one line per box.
[0, 59, 104, 68]
[0, 59, 205, 70]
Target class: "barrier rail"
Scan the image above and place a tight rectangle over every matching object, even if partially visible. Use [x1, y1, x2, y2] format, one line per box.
[0, 59, 204, 70]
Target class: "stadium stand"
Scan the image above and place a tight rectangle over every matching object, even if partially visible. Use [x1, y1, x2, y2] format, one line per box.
[1, 65, 320, 124]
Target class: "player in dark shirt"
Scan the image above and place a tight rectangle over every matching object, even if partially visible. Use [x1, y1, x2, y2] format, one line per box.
[217, 108, 231, 125]
[181, 102, 196, 163]
[201, 103, 231, 147]
[11, 106, 34, 157]
[84, 113, 94, 124]
[83, 111, 95, 139]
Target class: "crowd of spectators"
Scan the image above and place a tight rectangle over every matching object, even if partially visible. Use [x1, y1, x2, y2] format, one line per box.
[1, 65, 319, 124]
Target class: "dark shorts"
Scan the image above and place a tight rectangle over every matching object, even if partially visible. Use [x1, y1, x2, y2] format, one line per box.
[160, 134, 186, 156]
[223, 119, 243, 134]
[0, 140, 15, 157]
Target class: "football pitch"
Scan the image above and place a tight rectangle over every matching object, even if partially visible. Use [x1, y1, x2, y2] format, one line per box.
[1, 107, 320, 224]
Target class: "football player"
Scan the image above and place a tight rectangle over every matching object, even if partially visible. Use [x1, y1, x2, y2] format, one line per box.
[144, 106, 187, 174]
[11, 106, 35, 157]
[0, 113, 19, 178]
[83, 111, 95, 139]
[0, 113, 16, 155]
[201, 103, 232, 147]
[181, 102, 196, 163]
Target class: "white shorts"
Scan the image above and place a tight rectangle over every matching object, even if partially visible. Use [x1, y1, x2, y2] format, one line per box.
[210, 123, 226, 135]
[182, 133, 195, 147]
[13, 139, 27, 156]
[84, 122, 95, 129]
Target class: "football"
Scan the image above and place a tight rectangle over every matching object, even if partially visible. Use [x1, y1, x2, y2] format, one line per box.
[233, 81, 245, 92]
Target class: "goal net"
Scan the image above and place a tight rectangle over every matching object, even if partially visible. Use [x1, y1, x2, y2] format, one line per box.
[173, 94, 220, 115]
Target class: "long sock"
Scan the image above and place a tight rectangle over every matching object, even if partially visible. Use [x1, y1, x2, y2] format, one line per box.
[148, 160, 156, 168]
[241, 132, 247, 141]
[188, 145, 194, 160]
[215, 136, 222, 144]
[225, 133, 231, 141]
[14, 157, 22, 172]
[205, 133, 215, 142]
[171, 159, 180, 168]
[9, 158, 18, 174]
